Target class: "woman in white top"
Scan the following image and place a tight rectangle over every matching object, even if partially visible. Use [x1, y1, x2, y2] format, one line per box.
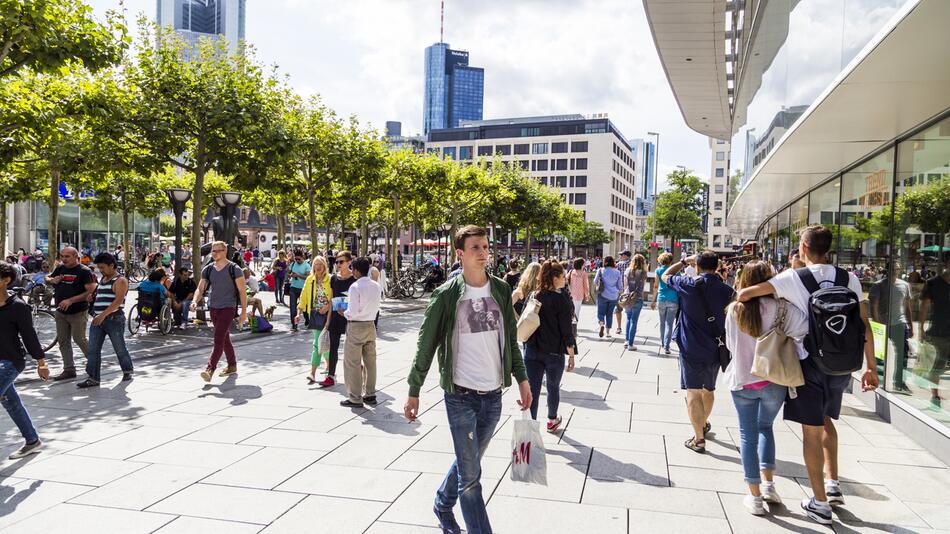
[724, 261, 807, 517]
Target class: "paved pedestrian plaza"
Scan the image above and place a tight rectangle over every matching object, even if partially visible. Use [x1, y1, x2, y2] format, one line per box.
[1, 301, 949, 533]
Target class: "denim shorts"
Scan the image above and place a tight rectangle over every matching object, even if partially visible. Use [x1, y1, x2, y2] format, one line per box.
[680, 358, 720, 391]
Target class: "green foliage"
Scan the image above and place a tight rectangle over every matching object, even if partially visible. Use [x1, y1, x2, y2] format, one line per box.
[900, 177, 950, 234]
[0, 0, 127, 79]
[644, 168, 706, 243]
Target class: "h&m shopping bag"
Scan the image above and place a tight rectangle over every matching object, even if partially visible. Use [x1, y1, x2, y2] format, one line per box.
[510, 412, 547, 485]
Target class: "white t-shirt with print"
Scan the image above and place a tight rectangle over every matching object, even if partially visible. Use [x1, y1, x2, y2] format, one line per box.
[454, 283, 503, 391]
[769, 263, 865, 316]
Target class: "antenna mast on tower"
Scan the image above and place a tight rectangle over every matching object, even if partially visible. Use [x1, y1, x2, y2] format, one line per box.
[440, 0, 444, 43]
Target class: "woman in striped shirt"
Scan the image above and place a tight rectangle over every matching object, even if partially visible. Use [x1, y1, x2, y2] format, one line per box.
[76, 253, 134, 388]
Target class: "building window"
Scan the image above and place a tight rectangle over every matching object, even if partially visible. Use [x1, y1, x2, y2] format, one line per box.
[521, 127, 540, 137]
[239, 207, 250, 224]
[574, 175, 587, 187]
[495, 144, 511, 156]
[715, 168, 724, 178]
[714, 184, 724, 194]
[459, 146, 473, 160]
[725, 236, 733, 247]
[532, 142, 548, 154]
[514, 143, 529, 155]
[713, 235, 722, 248]
[574, 193, 586, 205]
[540, 177, 548, 186]
[586, 123, 606, 134]
[477, 145, 493, 156]
[714, 201, 723, 211]
[571, 141, 588, 152]
[554, 159, 568, 171]
[575, 158, 588, 170]
[716, 151, 725, 161]
[536, 159, 548, 171]
[518, 160, 529, 170]
[555, 176, 567, 187]
[716, 139, 725, 144]
[552, 142, 568, 153]
[713, 217, 723, 227]
[427, 147, 440, 155]
[443, 147, 456, 160]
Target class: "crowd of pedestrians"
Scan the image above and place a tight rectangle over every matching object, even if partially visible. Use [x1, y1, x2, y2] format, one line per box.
[1, 223, 928, 532]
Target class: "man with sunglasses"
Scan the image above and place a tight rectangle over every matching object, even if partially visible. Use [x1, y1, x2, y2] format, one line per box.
[191, 241, 248, 382]
[318, 251, 356, 388]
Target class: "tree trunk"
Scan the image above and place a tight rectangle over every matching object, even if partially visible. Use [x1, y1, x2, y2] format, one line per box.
[48, 169, 61, 258]
[275, 212, 286, 252]
[325, 223, 330, 254]
[306, 184, 319, 256]
[0, 202, 7, 256]
[121, 191, 131, 274]
[190, 166, 206, 280]
[525, 228, 533, 262]
[391, 195, 400, 282]
[359, 207, 368, 257]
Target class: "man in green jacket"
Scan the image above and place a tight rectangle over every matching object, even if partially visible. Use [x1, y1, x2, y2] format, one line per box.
[405, 225, 531, 534]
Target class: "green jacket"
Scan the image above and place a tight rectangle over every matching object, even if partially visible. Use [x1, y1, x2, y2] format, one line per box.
[407, 272, 528, 397]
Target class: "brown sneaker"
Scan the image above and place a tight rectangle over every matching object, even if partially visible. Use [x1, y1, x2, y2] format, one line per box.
[52, 369, 77, 381]
[219, 366, 237, 377]
[200, 369, 213, 382]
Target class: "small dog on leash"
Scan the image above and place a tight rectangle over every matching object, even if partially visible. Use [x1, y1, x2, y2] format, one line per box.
[264, 305, 277, 321]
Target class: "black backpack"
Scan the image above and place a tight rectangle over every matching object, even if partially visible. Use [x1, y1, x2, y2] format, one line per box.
[796, 267, 866, 376]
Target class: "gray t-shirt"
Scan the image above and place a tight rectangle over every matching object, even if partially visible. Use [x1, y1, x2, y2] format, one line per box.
[205, 262, 244, 309]
[869, 277, 911, 325]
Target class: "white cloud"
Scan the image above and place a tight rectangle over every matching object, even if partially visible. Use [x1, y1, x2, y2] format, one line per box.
[85, 0, 712, 184]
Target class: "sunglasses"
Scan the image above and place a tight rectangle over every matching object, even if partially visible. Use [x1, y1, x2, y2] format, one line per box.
[212, 249, 226, 253]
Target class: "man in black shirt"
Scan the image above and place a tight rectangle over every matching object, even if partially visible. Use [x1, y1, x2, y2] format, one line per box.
[46, 247, 96, 381]
[318, 251, 356, 388]
[169, 267, 197, 329]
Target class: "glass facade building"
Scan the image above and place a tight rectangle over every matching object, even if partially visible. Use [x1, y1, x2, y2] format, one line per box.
[156, 0, 246, 56]
[423, 43, 484, 134]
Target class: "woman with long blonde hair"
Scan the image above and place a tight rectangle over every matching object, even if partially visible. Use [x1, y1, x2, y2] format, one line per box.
[724, 261, 807, 516]
[511, 261, 541, 317]
[297, 256, 332, 384]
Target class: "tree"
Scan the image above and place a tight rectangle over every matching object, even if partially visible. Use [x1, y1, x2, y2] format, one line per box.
[124, 23, 289, 277]
[644, 168, 706, 247]
[0, 0, 126, 80]
[728, 169, 743, 208]
[901, 178, 950, 235]
[567, 220, 611, 254]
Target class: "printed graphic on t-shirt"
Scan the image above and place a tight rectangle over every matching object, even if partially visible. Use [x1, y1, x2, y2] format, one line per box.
[458, 297, 501, 334]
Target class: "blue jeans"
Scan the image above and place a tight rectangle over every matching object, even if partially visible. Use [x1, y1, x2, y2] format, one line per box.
[86, 312, 133, 382]
[0, 360, 38, 444]
[524, 345, 565, 420]
[657, 301, 678, 349]
[624, 300, 644, 345]
[596, 296, 618, 329]
[436, 389, 502, 534]
[731, 383, 787, 484]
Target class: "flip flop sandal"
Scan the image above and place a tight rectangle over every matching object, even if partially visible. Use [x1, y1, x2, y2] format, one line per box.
[685, 437, 706, 453]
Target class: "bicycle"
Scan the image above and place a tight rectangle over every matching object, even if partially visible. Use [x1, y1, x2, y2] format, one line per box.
[11, 287, 58, 353]
[117, 262, 147, 283]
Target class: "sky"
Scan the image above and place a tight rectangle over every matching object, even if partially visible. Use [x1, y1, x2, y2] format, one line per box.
[86, 0, 712, 186]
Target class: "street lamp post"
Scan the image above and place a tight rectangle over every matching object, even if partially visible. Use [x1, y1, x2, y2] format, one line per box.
[438, 223, 452, 268]
[166, 188, 192, 274]
[218, 191, 242, 258]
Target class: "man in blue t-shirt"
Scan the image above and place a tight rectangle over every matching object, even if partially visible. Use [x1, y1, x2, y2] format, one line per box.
[287, 250, 311, 331]
[662, 251, 734, 454]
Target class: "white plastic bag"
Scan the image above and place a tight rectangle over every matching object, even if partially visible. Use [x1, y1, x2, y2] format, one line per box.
[510, 412, 547, 485]
[317, 328, 330, 354]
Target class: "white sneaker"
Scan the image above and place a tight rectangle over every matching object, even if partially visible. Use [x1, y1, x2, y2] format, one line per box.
[762, 483, 782, 504]
[605, 332, 612, 339]
[801, 497, 833, 525]
[744, 494, 766, 516]
[825, 483, 845, 506]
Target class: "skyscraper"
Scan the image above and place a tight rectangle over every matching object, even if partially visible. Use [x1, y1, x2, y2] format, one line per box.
[423, 43, 484, 135]
[156, 0, 246, 56]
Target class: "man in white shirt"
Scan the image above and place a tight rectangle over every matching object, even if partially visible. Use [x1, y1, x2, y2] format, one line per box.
[738, 225, 877, 526]
[341, 257, 381, 408]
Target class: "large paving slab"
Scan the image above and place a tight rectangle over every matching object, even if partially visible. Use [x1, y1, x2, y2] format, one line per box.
[0, 305, 945, 533]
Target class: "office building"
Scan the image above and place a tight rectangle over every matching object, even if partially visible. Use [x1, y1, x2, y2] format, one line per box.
[156, 0, 246, 56]
[705, 137, 735, 253]
[426, 114, 637, 256]
[645, 0, 950, 463]
[383, 121, 426, 153]
[423, 43, 484, 134]
[630, 138, 656, 246]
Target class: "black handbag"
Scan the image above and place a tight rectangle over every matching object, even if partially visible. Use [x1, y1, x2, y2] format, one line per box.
[697, 278, 732, 371]
[306, 280, 328, 330]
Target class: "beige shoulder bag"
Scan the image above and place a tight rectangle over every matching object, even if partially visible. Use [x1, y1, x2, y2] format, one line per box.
[517, 292, 543, 343]
[751, 299, 805, 387]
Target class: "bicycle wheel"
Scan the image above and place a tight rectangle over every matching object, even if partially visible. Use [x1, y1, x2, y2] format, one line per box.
[32, 309, 57, 353]
[129, 267, 146, 284]
[159, 305, 173, 335]
[127, 306, 141, 335]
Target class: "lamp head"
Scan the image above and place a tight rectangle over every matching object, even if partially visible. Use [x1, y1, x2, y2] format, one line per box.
[167, 188, 192, 204]
[221, 191, 242, 206]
